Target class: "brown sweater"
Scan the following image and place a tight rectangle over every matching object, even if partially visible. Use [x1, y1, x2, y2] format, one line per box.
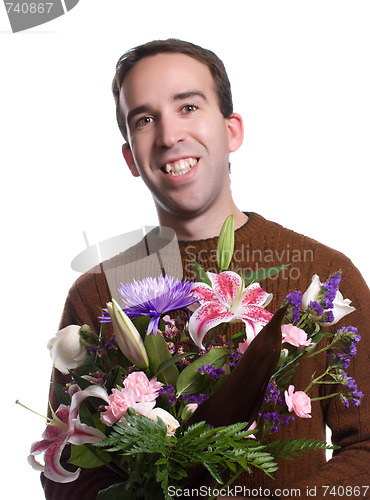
[43, 213, 370, 499]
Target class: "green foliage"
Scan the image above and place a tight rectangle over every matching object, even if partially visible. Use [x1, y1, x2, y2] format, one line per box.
[176, 348, 229, 396]
[69, 443, 111, 469]
[189, 257, 212, 286]
[244, 264, 290, 286]
[94, 412, 278, 499]
[144, 333, 179, 386]
[267, 437, 339, 459]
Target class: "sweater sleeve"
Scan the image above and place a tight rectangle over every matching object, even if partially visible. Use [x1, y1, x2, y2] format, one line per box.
[282, 256, 370, 498]
[42, 271, 122, 500]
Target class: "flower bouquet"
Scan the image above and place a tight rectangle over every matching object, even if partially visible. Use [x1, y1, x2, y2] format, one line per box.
[22, 217, 363, 500]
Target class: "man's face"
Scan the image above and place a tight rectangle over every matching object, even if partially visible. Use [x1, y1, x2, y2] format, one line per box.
[119, 52, 243, 222]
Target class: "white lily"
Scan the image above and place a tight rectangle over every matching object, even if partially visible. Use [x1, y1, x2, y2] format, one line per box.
[106, 299, 149, 369]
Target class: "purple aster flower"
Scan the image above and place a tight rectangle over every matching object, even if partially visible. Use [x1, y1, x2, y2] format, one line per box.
[101, 276, 199, 335]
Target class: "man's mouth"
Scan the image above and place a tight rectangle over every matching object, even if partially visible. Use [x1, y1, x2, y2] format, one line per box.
[162, 158, 198, 176]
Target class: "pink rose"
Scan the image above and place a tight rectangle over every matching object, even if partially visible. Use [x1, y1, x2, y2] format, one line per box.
[123, 371, 164, 402]
[281, 324, 312, 349]
[284, 385, 312, 419]
[237, 338, 250, 355]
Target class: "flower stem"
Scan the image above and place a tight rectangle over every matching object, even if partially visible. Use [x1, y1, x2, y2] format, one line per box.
[311, 393, 341, 402]
[304, 367, 332, 393]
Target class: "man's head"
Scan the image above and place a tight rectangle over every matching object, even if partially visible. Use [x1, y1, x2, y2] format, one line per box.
[112, 39, 234, 142]
[112, 39, 244, 233]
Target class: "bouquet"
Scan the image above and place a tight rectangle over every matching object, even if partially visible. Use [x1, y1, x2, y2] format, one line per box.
[21, 216, 363, 499]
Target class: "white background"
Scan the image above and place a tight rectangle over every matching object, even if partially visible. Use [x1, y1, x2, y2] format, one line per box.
[1, 1, 369, 498]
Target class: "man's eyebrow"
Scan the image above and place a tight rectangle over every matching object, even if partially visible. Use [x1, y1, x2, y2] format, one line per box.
[173, 90, 207, 102]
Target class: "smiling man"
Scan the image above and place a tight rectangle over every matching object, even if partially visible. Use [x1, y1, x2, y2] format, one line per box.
[42, 40, 370, 500]
[116, 48, 247, 240]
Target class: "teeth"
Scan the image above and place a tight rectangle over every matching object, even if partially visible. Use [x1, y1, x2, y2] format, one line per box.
[164, 158, 197, 176]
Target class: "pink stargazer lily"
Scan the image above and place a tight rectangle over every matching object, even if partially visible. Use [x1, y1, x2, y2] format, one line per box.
[188, 271, 273, 349]
[28, 385, 108, 483]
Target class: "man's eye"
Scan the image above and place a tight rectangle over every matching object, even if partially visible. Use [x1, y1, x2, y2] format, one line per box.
[181, 104, 198, 114]
[136, 116, 153, 127]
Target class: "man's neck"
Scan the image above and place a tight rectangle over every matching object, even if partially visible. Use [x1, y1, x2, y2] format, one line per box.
[157, 205, 248, 241]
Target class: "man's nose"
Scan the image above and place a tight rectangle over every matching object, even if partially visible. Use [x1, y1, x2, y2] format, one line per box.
[156, 114, 185, 148]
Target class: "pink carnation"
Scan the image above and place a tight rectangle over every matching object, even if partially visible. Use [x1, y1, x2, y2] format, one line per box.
[284, 385, 312, 418]
[123, 371, 164, 402]
[281, 324, 313, 348]
[100, 387, 137, 426]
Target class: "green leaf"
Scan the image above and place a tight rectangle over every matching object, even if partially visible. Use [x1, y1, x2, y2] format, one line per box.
[176, 348, 228, 396]
[216, 215, 234, 271]
[144, 333, 179, 386]
[244, 264, 290, 286]
[189, 257, 212, 286]
[154, 352, 196, 378]
[132, 315, 151, 338]
[97, 482, 130, 500]
[52, 382, 71, 406]
[69, 444, 111, 469]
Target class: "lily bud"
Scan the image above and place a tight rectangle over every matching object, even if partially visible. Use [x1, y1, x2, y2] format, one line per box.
[106, 299, 149, 370]
[216, 215, 234, 271]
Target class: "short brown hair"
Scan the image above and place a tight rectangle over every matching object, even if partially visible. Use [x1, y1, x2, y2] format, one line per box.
[112, 39, 234, 142]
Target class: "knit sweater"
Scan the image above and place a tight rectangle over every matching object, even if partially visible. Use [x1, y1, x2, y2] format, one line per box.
[42, 213, 370, 499]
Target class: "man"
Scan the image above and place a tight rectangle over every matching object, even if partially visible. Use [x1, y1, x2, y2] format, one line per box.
[114, 39, 247, 241]
[43, 39, 369, 499]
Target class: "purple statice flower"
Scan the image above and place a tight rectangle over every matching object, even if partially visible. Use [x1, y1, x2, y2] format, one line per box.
[309, 301, 324, 316]
[324, 310, 335, 324]
[338, 370, 364, 407]
[181, 393, 209, 405]
[270, 426, 280, 433]
[322, 273, 342, 309]
[101, 276, 199, 335]
[280, 416, 294, 426]
[228, 350, 242, 368]
[330, 326, 361, 370]
[263, 382, 283, 405]
[159, 385, 176, 404]
[198, 365, 225, 380]
[284, 291, 302, 324]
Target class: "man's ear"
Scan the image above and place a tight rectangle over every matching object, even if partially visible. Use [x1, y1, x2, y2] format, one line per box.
[226, 113, 244, 153]
[122, 144, 140, 177]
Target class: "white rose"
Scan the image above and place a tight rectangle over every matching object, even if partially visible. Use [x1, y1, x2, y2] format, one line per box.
[301, 274, 355, 324]
[301, 274, 322, 310]
[145, 407, 180, 436]
[47, 325, 88, 374]
[330, 290, 356, 324]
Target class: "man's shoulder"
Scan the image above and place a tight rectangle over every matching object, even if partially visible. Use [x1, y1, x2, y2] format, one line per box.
[245, 212, 356, 272]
